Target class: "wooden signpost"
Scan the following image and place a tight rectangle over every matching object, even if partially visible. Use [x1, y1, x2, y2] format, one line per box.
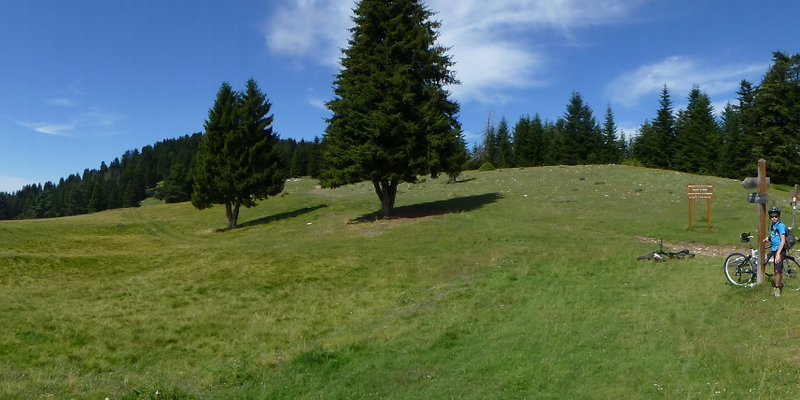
[687, 184, 713, 230]
[742, 159, 768, 284]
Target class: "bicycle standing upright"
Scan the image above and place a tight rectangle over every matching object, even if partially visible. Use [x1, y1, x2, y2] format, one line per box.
[723, 232, 799, 288]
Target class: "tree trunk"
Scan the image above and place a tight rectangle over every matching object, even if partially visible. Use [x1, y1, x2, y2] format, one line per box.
[225, 201, 240, 230]
[373, 179, 398, 219]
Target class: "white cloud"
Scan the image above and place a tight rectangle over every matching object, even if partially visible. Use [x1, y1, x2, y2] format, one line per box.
[263, 0, 353, 68]
[606, 56, 766, 108]
[265, 0, 641, 104]
[81, 109, 119, 128]
[47, 98, 76, 107]
[0, 176, 32, 194]
[308, 98, 328, 112]
[19, 121, 74, 136]
[14, 109, 119, 137]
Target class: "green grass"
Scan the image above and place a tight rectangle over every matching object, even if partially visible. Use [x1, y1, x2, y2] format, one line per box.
[2, 165, 800, 399]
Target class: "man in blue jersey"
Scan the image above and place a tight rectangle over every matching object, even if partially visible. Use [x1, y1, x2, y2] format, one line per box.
[765, 207, 787, 297]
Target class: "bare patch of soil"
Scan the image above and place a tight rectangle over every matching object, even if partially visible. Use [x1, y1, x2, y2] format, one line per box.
[636, 236, 748, 258]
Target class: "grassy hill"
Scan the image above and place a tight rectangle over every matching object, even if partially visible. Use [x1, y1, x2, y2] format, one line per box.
[2, 165, 799, 399]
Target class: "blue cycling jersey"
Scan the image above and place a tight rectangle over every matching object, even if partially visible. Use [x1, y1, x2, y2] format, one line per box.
[770, 221, 787, 251]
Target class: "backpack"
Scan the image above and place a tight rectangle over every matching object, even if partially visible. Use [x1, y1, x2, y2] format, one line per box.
[786, 228, 797, 251]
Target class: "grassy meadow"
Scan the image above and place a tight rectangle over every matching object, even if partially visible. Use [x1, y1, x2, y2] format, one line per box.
[2, 164, 800, 399]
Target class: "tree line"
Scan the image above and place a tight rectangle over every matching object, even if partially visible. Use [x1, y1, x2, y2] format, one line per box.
[469, 51, 800, 185]
[0, 133, 324, 220]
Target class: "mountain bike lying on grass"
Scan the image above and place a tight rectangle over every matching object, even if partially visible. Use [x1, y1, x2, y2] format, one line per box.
[723, 233, 799, 288]
[637, 239, 696, 262]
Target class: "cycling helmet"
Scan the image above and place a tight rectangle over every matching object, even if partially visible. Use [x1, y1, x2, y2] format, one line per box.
[769, 207, 781, 216]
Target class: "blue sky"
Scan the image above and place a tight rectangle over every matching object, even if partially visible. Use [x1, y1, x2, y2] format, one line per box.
[1, 0, 798, 193]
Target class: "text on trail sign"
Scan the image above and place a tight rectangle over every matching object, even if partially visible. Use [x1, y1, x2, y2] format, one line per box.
[687, 184, 714, 199]
[687, 184, 713, 230]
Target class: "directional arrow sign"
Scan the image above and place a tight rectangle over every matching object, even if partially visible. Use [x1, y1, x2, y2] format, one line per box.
[742, 177, 770, 190]
[747, 192, 769, 204]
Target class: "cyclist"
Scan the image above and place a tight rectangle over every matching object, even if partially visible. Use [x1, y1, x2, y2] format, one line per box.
[765, 207, 787, 297]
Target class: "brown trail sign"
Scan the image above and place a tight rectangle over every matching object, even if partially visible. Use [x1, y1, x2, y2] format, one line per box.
[687, 184, 713, 231]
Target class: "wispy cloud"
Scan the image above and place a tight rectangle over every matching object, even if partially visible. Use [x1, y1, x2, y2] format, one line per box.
[18, 121, 74, 136]
[308, 98, 328, 112]
[263, 0, 352, 68]
[0, 175, 32, 194]
[81, 109, 119, 128]
[265, 0, 642, 104]
[606, 56, 766, 108]
[14, 109, 119, 137]
[46, 97, 77, 107]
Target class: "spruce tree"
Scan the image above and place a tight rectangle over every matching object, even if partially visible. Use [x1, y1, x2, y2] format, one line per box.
[673, 86, 720, 174]
[512, 116, 533, 167]
[192, 79, 285, 229]
[601, 105, 621, 163]
[634, 86, 675, 168]
[322, 0, 462, 218]
[719, 103, 746, 178]
[561, 92, 599, 165]
[495, 117, 513, 168]
[751, 51, 800, 183]
[530, 115, 549, 166]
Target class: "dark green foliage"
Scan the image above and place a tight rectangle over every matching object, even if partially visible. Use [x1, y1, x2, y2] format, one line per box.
[600, 105, 623, 164]
[0, 134, 203, 220]
[474, 121, 497, 168]
[445, 129, 469, 181]
[192, 79, 286, 229]
[672, 86, 720, 174]
[633, 85, 675, 169]
[478, 161, 496, 171]
[0, 131, 321, 220]
[511, 115, 533, 167]
[750, 51, 800, 183]
[495, 117, 514, 168]
[557, 92, 602, 165]
[321, 0, 463, 218]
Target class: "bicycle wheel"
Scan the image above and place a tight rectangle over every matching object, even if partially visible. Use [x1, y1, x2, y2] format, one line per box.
[724, 253, 757, 287]
[782, 256, 799, 290]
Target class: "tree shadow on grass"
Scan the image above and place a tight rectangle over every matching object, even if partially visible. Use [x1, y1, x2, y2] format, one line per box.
[352, 192, 502, 223]
[239, 204, 328, 228]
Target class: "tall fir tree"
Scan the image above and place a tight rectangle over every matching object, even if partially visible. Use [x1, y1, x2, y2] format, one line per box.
[718, 80, 757, 179]
[560, 92, 600, 165]
[751, 51, 800, 183]
[530, 115, 550, 166]
[512, 115, 533, 167]
[321, 0, 462, 218]
[601, 105, 621, 163]
[633, 85, 675, 168]
[719, 102, 745, 178]
[495, 117, 513, 168]
[192, 79, 285, 229]
[673, 86, 720, 174]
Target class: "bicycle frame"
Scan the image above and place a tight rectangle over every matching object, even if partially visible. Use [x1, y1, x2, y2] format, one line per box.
[724, 233, 799, 289]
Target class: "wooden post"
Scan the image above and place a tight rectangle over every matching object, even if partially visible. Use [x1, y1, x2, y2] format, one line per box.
[792, 184, 797, 230]
[757, 159, 767, 285]
[686, 184, 713, 230]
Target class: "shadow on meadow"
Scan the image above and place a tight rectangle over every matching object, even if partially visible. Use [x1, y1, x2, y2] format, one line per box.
[353, 192, 503, 223]
[239, 205, 328, 228]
